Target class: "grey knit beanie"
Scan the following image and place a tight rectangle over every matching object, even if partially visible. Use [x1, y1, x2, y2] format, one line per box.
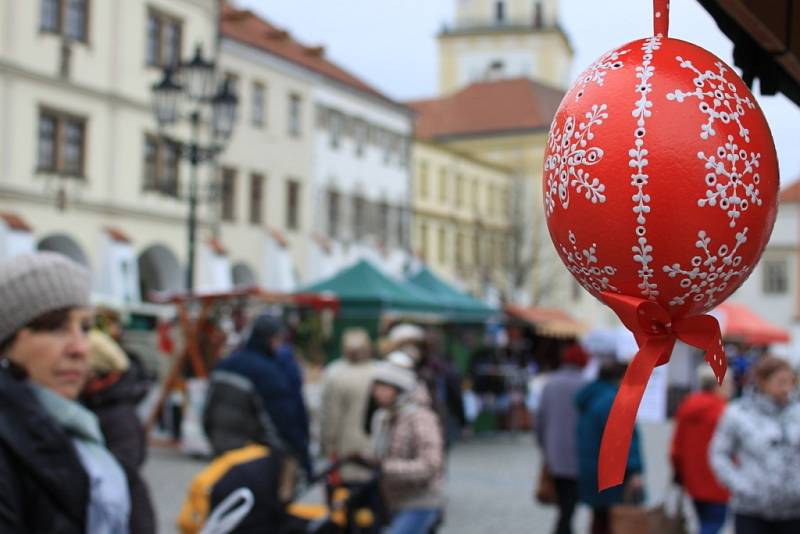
[0, 252, 91, 345]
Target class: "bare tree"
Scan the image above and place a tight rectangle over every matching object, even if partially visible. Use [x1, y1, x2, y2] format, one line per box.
[506, 173, 566, 305]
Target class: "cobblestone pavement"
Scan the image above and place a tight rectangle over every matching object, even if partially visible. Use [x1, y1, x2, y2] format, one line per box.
[146, 422, 731, 533]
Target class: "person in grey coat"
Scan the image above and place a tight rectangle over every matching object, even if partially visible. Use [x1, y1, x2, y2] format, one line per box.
[536, 343, 589, 534]
[710, 355, 800, 534]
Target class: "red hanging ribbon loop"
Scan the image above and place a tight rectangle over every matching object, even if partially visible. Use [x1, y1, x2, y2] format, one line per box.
[597, 292, 726, 490]
[653, 0, 670, 37]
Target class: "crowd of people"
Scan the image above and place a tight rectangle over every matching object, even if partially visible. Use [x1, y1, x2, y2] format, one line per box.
[198, 319, 456, 533]
[535, 343, 800, 534]
[4, 251, 800, 534]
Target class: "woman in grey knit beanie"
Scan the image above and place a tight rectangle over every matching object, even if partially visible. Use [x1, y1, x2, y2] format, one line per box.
[0, 252, 131, 534]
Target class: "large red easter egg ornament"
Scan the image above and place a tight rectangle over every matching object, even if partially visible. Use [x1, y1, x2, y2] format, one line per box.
[543, 1, 779, 490]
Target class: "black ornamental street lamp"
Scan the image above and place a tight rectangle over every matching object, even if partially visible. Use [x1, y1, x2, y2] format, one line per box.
[151, 44, 238, 294]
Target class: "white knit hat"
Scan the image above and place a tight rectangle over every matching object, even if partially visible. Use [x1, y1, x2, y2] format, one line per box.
[373, 351, 417, 392]
[0, 252, 91, 345]
[387, 323, 425, 345]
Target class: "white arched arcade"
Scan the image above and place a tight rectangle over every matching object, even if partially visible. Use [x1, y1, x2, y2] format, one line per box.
[138, 244, 183, 301]
[37, 233, 90, 267]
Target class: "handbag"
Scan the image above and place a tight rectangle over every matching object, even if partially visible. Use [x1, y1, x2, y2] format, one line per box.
[647, 486, 688, 534]
[534, 463, 557, 505]
[610, 479, 648, 534]
[610, 504, 650, 534]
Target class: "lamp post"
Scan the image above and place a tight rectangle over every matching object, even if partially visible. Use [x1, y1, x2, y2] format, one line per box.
[151, 45, 238, 294]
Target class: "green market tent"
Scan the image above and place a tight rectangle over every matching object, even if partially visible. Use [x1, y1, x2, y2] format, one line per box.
[407, 266, 497, 322]
[300, 259, 447, 318]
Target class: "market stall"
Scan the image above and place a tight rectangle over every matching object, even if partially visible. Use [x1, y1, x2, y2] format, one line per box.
[299, 259, 449, 357]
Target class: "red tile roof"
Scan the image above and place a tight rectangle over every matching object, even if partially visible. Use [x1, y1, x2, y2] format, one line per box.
[0, 212, 32, 232]
[779, 179, 800, 203]
[407, 78, 565, 140]
[221, 4, 405, 109]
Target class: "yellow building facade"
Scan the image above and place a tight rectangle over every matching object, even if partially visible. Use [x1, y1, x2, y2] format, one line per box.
[438, 0, 572, 94]
[436, 105, 616, 327]
[411, 140, 513, 298]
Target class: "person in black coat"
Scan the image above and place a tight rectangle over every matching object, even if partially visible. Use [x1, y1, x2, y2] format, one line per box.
[205, 314, 312, 477]
[0, 252, 130, 533]
[82, 329, 156, 534]
[0, 365, 90, 533]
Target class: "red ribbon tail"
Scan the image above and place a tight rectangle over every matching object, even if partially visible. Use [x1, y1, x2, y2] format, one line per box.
[674, 314, 727, 384]
[598, 335, 674, 490]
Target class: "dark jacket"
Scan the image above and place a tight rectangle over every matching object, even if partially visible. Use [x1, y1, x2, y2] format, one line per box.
[211, 326, 311, 475]
[0, 366, 89, 533]
[204, 368, 288, 456]
[575, 379, 643, 507]
[82, 369, 156, 534]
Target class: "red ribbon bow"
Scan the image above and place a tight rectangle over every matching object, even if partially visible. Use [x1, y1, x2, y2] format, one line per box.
[597, 292, 726, 490]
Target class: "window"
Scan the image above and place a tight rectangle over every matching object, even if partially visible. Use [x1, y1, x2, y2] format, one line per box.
[455, 174, 465, 208]
[396, 207, 407, 247]
[377, 201, 389, 244]
[495, 1, 505, 23]
[503, 187, 511, 215]
[383, 132, 392, 164]
[329, 111, 343, 148]
[286, 179, 300, 230]
[533, 1, 544, 28]
[456, 232, 465, 266]
[161, 139, 180, 197]
[146, 8, 182, 68]
[398, 138, 409, 167]
[220, 168, 237, 222]
[41, 0, 89, 42]
[419, 222, 428, 259]
[471, 179, 479, 210]
[251, 82, 265, 127]
[488, 186, 496, 216]
[438, 168, 448, 203]
[288, 93, 302, 137]
[327, 189, 340, 239]
[763, 259, 788, 294]
[354, 120, 367, 156]
[438, 227, 447, 264]
[473, 232, 481, 264]
[224, 72, 240, 93]
[143, 136, 157, 190]
[419, 162, 429, 199]
[249, 173, 264, 224]
[353, 195, 367, 240]
[37, 109, 86, 178]
[142, 134, 180, 197]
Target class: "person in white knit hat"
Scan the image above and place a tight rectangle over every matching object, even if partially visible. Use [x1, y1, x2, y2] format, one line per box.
[0, 252, 131, 534]
[368, 350, 444, 534]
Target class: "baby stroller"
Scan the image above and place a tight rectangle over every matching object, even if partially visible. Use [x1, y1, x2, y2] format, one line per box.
[179, 445, 383, 534]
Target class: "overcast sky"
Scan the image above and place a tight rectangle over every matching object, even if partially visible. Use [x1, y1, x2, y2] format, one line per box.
[235, 0, 800, 183]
